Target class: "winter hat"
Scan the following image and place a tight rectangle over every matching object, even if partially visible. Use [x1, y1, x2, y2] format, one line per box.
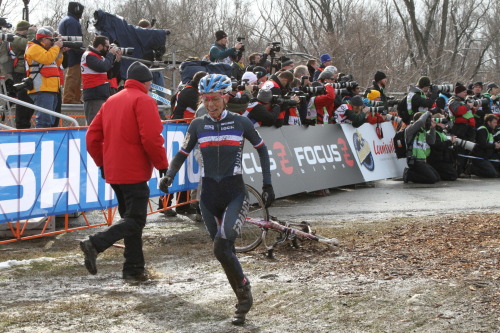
[257, 89, 273, 103]
[487, 83, 498, 92]
[320, 53, 332, 63]
[374, 71, 387, 83]
[323, 65, 338, 74]
[215, 30, 227, 41]
[350, 95, 364, 107]
[417, 76, 431, 88]
[472, 81, 483, 88]
[318, 70, 334, 81]
[281, 57, 294, 67]
[454, 85, 467, 94]
[36, 27, 53, 40]
[241, 71, 258, 84]
[68, 2, 84, 18]
[252, 66, 267, 79]
[127, 61, 153, 82]
[16, 20, 30, 31]
[367, 90, 381, 100]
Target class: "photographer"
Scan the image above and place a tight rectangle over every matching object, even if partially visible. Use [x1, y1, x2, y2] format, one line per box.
[470, 114, 500, 178]
[262, 70, 293, 97]
[483, 83, 499, 117]
[243, 88, 282, 127]
[448, 84, 476, 176]
[364, 71, 388, 108]
[310, 72, 336, 124]
[24, 28, 64, 128]
[427, 114, 457, 181]
[469, 81, 490, 128]
[226, 71, 256, 114]
[58, 1, 84, 104]
[312, 53, 332, 81]
[81, 36, 119, 125]
[403, 111, 440, 184]
[209, 30, 242, 65]
[10, 21, 36, 129]
[252, 66, 268, 86]
[406, 76, 439, 119]
[247, 46, 272, 70]
[334, 96, 368, 127]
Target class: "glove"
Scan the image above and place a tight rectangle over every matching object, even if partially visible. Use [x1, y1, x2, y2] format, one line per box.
[159, 169, 167, 178]
[100, 166, 105, 179]
[262, 184, 275, 208]
[159, 175, 173, 193]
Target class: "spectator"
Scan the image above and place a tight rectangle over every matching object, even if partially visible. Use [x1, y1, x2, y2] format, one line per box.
[262, 70, 293, 97]
[313, 53, 332, 81]
[170, 71, 207, 120]
[226, 71, 256, 114]
[403, 111, 440, 184]
[334, 95, 368, 127]
[278, 57, 294, 72]
[24, 28, 64, 128]
[81, 61, 169, 282]
[81, 36, 119, 125]
[471, 114, 500, 178]
[58, 1, 84, 104]
[484, 83, 500, 116]
[209, 30, 242, 64]
[306, 58, 318, 78]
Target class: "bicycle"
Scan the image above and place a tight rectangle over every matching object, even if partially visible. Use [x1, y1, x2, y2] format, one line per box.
[236, 185, 339, 258]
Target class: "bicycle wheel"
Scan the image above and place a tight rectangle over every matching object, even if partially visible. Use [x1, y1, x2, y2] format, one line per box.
[235, 185, 269, 253]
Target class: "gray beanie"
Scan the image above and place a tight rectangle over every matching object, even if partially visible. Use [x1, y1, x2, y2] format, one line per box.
[257, 89, 273, 103]
[127, 61, 153, 82]
[350, 96, 364, 107]
[318, 70, 334, 81]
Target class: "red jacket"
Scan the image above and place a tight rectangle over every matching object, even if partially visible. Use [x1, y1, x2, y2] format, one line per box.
[86, 79, 169, 184]
[314, 83, 336, 124]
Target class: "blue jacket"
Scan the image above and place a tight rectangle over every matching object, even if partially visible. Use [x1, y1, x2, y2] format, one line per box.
[58, 13, 83, 67]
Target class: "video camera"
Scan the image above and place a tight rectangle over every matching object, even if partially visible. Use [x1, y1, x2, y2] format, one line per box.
[268, 42, 281, 58]
[236, 37, 245, 53]
[0, 18, 12, 29]
[13, 77, 34, 91]
[466, 97, 489, 108]
[431, 83, 454, 93]
[0, 33, 15, 42]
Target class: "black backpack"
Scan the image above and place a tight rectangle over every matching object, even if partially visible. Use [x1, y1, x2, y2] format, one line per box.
[397, 94, 413, 125]
[393, 129, 417, 159]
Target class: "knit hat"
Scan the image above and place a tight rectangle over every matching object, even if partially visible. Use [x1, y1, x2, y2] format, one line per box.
[374, 71, 387, 83]
[454, 85, 467, 94]
[350, 96, 364, 107]
[127, 61, 153, 82]
[323, 65, 338, 74]
[16, 20, 30, 31]
[472, 81, 483, 88]
[215, 30, 227, 41]
[36, 27, 53, 40]
[281, 57, 294, 67]
[320, 53, 332, 63]
[417, 76, 431, 88]
[241, 71, 258, 84]
[318, 70, 334, 81]
[487, 83, 498, 92]
[252, 66, 267, 79]
[367, 90, 381, 100]
[257, 89, 273, 103]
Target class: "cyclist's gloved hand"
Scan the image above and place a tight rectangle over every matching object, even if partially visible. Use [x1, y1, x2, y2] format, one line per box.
[100, 166, 105, 179]
[159, 169, 167, 178]
[159, 175, 173, 193]
[262, 184, 275, 208]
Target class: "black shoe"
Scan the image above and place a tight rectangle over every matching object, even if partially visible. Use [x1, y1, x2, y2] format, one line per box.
[79, 239, 98, 275]
[232, 280, 253, 325]
[161, 209, 177, 217]
[403, 167, 409, 184]
[123, 272, 149, 283]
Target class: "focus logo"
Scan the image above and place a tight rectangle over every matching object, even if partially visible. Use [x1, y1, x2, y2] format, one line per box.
[353, 130, 374, 171]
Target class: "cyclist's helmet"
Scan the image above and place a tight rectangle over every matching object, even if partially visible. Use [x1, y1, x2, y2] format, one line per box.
[198, 74, 232, 94]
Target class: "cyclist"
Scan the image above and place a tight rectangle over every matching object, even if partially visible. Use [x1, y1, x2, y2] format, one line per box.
[159, 74, 275, 325]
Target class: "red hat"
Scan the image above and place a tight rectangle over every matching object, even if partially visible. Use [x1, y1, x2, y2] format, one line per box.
[36, 27, 53, 40]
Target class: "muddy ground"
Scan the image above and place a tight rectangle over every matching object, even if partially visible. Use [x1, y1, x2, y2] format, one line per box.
[0, 186, 499, 332]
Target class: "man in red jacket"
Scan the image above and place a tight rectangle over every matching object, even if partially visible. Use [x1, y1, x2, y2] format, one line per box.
[80, 61, 169, 282]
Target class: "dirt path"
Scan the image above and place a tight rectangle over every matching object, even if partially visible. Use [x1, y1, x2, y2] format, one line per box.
[0, 210, 498, 333]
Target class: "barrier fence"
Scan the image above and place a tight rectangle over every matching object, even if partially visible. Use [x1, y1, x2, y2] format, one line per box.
[0, 121, 405, 244]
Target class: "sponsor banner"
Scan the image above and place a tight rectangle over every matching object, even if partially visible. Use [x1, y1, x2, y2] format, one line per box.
[242, 125, 365, 196]
[0, 124, 198, 224]
[341, 122, 406, 180]
[150, 83, 172, 96]
[150, 93, 171, 105]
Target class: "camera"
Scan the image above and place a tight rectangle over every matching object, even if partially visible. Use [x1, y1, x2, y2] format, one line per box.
[0, 33, 15, 42]
[335, 88, 348, 96]
[387, 99, 401, 107]
[432, 84, 454, 93]
[301, 85, 325, 96]
[236, 37, 245, 53]
[385, 114, 403, 124]
[272, 95, 298, 107]
[301, 75, 309, 86]
[433, 118, 449, 124]
[62, 41, 84, 49]
[13, 77, 34, 91]
[332, 81, 358, 89]
[268, 42, 281, 58]
[448, 136, 476, 151]
[56, 36, 83, 42]
[368, 100, 384, 107]
[0, 18, 12, 29]
[236, 79, 258, 92]
[466, 97, 489, 108]
[367, 106, 386, 114]
[111, 44, 134, 55]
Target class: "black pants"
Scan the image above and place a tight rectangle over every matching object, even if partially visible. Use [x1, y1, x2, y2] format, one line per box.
[450, 123, 475, 175]
[13, 73, 34, 129]
[90, 182, 150, 275]
[428, 161, 458, 181]
[471, 159, 498, 178]
[407, 160, 440, 184]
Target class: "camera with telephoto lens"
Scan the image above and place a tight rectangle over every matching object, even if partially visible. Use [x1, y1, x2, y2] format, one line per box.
[110, 43, 134, 55]
[236, 79, 258, 92]
[367, 106, 387, 114]
[0, 33, 15, 42]
[236, 37, 245, 53]
[387, 99, 401, 107]
[335, 88, 348, 96]
[268, 42, 281, 58]
[332, 81, 358, 89]
[385, 114, 403, 124]
[447, 136, 476, 151]
[432, 83, 454, 93]
[368, 100, 384, 107]
[272, 95, 298, 107]
[0, 18, 12, 29]
[301, 85, 325, 96]
[56, 36, 83, 42]
[466, 97, 489, 108]
[13, 77, 34, 91]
